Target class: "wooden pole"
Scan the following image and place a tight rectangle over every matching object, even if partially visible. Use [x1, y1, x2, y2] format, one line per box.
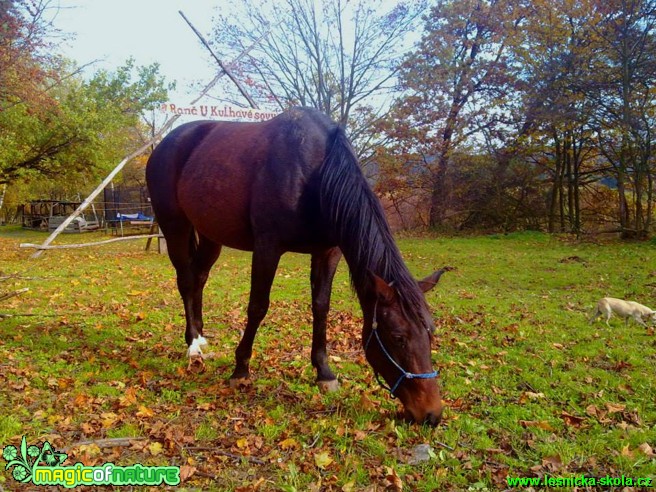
[179, 11, 260, 110]
[0, 287, 29, 302]
[22, 234, 161, 250]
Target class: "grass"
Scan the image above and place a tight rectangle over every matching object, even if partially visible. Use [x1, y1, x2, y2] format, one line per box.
[0, 226, 655, 490]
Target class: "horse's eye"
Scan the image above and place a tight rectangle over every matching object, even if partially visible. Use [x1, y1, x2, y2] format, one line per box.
[392, 334, 407, 347]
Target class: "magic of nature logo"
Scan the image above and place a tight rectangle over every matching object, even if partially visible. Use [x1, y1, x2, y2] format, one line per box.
[3, 436, 180, 488]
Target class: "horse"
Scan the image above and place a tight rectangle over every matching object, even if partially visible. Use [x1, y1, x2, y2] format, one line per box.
[146, 107, 445, 425]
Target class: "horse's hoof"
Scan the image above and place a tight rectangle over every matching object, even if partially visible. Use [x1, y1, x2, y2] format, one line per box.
[318, 379, 339, 393]
[187, 355, 206, 373]
[229, 377, 251, 389]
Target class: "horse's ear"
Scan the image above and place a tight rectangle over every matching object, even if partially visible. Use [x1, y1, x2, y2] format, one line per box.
[369, 272, 396, 304]
[417, 266, 454, 293]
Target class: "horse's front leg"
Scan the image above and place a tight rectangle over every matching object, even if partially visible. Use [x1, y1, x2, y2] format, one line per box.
[230, 243, 281, 385]
[310, 247, 342, 392]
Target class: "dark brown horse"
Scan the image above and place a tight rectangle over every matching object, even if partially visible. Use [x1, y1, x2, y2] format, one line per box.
[146, 108, 445, 424]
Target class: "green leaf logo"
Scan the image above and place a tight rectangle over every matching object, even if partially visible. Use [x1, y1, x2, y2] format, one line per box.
[2, 437, 68, 484]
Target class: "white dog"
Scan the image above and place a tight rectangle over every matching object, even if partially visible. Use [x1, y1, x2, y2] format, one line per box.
[590, 297, 656, 327]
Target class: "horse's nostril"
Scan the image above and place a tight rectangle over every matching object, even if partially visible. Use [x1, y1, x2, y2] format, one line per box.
[424, 411, 442, 426]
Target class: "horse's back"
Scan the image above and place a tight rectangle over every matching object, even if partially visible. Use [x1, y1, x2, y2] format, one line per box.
[147, 108, 336, 252]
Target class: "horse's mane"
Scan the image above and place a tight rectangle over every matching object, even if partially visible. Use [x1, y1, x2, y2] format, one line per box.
[319, 127, 429, 327]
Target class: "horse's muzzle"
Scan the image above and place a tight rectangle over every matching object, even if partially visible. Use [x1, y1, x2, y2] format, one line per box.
[423, 410, 442, 426]
[403, 405, 443, 426]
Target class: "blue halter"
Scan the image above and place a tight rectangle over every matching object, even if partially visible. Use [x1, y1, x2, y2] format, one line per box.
[364, 302, 439, 397]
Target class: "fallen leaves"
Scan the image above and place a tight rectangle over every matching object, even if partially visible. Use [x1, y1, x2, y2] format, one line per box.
[519, 420, 556, 432]
[147, 441, 164, 456]
[179, 465, 197, 483]
[2, 237, 656, 491]
[560, 411, 586, 429]
[118, 386, 138, 408]
[136, 405, 155, 419]
[585, 402, 641, 427]
[385, 466, 403, 491]
[279, 438, 299, 451]
[314, 451, 334, 470]
[518, 391, 545, 404]
[637, 442, 655, 457]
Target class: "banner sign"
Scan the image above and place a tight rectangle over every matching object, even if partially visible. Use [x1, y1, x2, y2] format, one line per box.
[160, 103, 280, 122]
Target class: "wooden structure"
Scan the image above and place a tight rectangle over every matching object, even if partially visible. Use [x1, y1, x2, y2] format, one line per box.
[20, 200, 100, 232]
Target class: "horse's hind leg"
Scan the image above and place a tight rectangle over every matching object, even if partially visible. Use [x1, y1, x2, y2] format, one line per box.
[311, 247, 342, 392]
[186, 235, 222, 357]
[164, 223, 221, 359]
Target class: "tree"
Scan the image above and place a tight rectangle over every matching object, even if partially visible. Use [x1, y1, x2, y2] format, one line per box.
[1, 0, 174, 198]
[387, 0, 520, 228]
[509, 0, 602, 234]
[0, 0, 60, 109]
[211, 0, 424, 143]
[585, 0, 656, 237]
[0, 58, 173, 185]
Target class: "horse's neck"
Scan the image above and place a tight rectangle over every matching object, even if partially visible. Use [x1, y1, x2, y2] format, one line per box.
[337, 220, 406, 301]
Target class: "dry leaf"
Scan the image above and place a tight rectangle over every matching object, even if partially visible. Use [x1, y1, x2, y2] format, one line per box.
[100, 412, 119, 428]
[118, 387, 138, 408]
[542, 454, 563, 471]
[638, 443, 654, 456]
[77, 444, 101, 457]
[605, 402, 626, 413]
[80, 422, 94, 435]
[560, 411, 586, 428]
[72, 393, 89, 408]
[519, 391, 545, 404]
[519, 420, 555, 431]
[385, 466, 403, 491]
[314, 451, 333, 469]
[342, 481, 356, 492]
[148, 441, 163, 456]
[358, 393, 376, 411]
[354, 430, 367, 441]
[179, 465, 197, 482]
[136, 405, 154, 418]
[279, 438, 299, 450]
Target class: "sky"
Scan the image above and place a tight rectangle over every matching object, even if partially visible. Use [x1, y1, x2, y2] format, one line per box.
[50, 0, 224, 103]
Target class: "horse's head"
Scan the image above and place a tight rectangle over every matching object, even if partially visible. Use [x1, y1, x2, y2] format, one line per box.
[363, 272, 444, 426]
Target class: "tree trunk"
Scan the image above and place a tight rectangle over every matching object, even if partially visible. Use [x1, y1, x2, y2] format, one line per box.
[429, 113, 456, 229]
[558, 159, 566, 232]
[547, 133, 562, 233]
[565, 136, 574, 231]
[616, 169, 630, 234]
[429, 154, 449, 228]
[0, 184, 7, 223]
[646, 170, 653, 233]
[635, 170, 644, 235]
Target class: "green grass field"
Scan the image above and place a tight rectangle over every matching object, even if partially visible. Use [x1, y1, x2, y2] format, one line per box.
[0, 227, 654, 491]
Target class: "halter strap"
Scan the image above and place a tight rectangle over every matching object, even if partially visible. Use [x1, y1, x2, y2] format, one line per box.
[364, 302, 439, 397]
